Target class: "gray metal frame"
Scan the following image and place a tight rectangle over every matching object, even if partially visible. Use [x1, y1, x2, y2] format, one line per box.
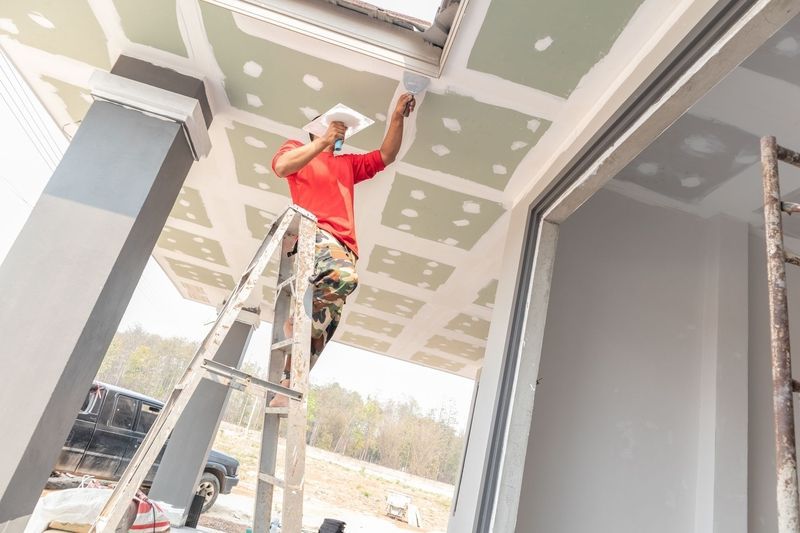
[471, 1, 759, 530]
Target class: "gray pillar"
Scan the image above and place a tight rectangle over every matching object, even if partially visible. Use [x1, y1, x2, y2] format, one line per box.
[0, 58, 210, 531]
[149, 316, 257, 519]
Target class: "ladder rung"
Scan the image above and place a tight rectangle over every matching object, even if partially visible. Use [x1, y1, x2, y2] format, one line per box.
[276, 275, 296, 293]
[271, 338, 293, 351]
[202, 359, 302, 400]
[782, 202, 800, 215]
[258, 473, 285, 489]
[264, 406, 289, 417]
[785, 252, 800, 267]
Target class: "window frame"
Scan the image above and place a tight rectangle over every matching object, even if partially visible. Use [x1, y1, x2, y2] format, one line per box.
[109, 394, 139, 431]
[202, 0, 469, 77]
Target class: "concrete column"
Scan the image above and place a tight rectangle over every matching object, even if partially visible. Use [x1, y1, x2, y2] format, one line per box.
[0, 58, 210, 531]
[149, 315, 258, 520]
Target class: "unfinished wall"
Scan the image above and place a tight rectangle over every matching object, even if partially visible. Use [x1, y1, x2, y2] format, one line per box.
[515, 189, 750, 532]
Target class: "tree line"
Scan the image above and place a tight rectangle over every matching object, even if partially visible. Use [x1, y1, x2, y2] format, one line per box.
[97, 326, 466, 484]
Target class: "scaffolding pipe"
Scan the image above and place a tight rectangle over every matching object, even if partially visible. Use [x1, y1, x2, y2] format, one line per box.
[762, 135, 800, 533]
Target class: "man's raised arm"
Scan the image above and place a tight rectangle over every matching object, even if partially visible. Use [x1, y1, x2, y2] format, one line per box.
[273, 121, 347, 177]
[380, 93, 415, 166]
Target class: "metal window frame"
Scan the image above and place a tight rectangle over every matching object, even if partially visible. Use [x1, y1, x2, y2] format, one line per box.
[470, 0, 798, 530]
[202, 0, 469, 77]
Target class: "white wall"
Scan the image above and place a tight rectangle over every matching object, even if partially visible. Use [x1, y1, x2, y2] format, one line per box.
[515, 189, 750, 533]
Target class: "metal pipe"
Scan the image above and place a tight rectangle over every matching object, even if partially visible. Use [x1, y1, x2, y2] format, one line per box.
[762, 135, 800, 533]
[778, 145, 800, 169]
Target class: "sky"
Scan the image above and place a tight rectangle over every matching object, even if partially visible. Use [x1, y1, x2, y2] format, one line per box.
[0, 63, 475, 431]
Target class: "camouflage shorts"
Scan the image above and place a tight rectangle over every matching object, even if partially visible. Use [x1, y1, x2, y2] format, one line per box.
[310, 229, 358, 363]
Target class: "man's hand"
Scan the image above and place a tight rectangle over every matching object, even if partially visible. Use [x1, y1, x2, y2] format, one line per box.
[322, 120, 348, 148]
[394, 93, 416, 119]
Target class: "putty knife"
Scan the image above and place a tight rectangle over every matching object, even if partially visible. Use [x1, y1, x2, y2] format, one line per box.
[402, 71, 430, 117]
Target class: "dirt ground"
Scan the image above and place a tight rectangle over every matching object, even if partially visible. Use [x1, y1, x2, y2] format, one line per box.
[201, 422, 453, 532]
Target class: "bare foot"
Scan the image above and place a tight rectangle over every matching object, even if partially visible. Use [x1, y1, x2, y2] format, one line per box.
[268, 378, 291, 408]
[283, 317, 293, 339]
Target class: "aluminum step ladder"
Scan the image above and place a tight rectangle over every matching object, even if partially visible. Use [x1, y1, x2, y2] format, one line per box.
[90, 204, 318, 533]
[760, 137, 800, 533]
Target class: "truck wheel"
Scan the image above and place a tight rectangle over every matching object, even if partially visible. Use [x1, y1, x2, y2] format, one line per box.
[197, 472, 220, 512]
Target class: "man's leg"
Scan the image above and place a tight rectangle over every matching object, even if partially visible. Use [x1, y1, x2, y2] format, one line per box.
[270, 230, 358, 405]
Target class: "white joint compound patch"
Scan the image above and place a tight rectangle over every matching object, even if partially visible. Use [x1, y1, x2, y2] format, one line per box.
[462, 200, 481, 214]
[682, 134, 725, 155]
[453, 219, 469, 227]
[0, 19, 19, 34]
[244, 136, 267, 149]
[442, 117, 462, 133]
[253, 163, 269, 175]
[28, 11, 55, 29]
[243, 60, 263, 78]
[300, 106, 319, 120]
[527, 119, 542, 133]
[442, 237, 459, 246]
[302, 74, 324, 91]
[375, 113, 386, 122]
[510, 141, 528, 151]
[681, 176, 703, 188]
[534, 36, 553, 51]
[410, 189, 426, 200]
[492, 164, 507, 175]
[776, 36, 800, 56]
[637, 162, 658, 176]
[246, 93, 263, 108]
[401, 208, 418, 218]
[431, 144, 450, 157]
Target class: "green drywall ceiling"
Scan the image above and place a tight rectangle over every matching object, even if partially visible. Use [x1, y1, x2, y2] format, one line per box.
[113, 0, 187, 57]
[201, 3, 396, 151]
[0, 0, 109, 68]
[445, 313, 490, 340]
[41, 76, 90, 126]
[411, 352, 465, 373]
[170, 187, 213, 228]
[340, 331, 391, 353]
[366, 245, 454, 290]
[354, 284, 425, 319]
[227, 122, 290, 195]
[474, 279, 498, 309]
[244, 205, 278, 240]
[426, 334, 484, 361]
[382, 174, 505, 250]
[157, 225, 228, 266]
[404, 92, 550, 190]
[345, 311, 404, 337]
[468, 0, 643, 98]
[167, 257, 235, 290]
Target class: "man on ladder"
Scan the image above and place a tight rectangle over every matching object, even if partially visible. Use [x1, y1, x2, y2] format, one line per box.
[268, 93, 416, 407]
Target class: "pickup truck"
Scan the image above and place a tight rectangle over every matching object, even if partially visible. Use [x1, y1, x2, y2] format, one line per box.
[54, 381, 239, 512]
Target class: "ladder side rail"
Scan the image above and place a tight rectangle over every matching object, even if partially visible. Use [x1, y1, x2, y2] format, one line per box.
[92, 210, 298, 533]
[281, 214, 316, 533]
[762, 135, 800, 533]
[254, 233, 298, 533]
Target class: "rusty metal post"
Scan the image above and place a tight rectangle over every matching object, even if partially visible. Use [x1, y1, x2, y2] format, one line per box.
[762, 135, 800, 533]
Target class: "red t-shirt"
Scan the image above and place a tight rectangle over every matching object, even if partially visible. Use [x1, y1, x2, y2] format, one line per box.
[271, 140, 385, 257]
